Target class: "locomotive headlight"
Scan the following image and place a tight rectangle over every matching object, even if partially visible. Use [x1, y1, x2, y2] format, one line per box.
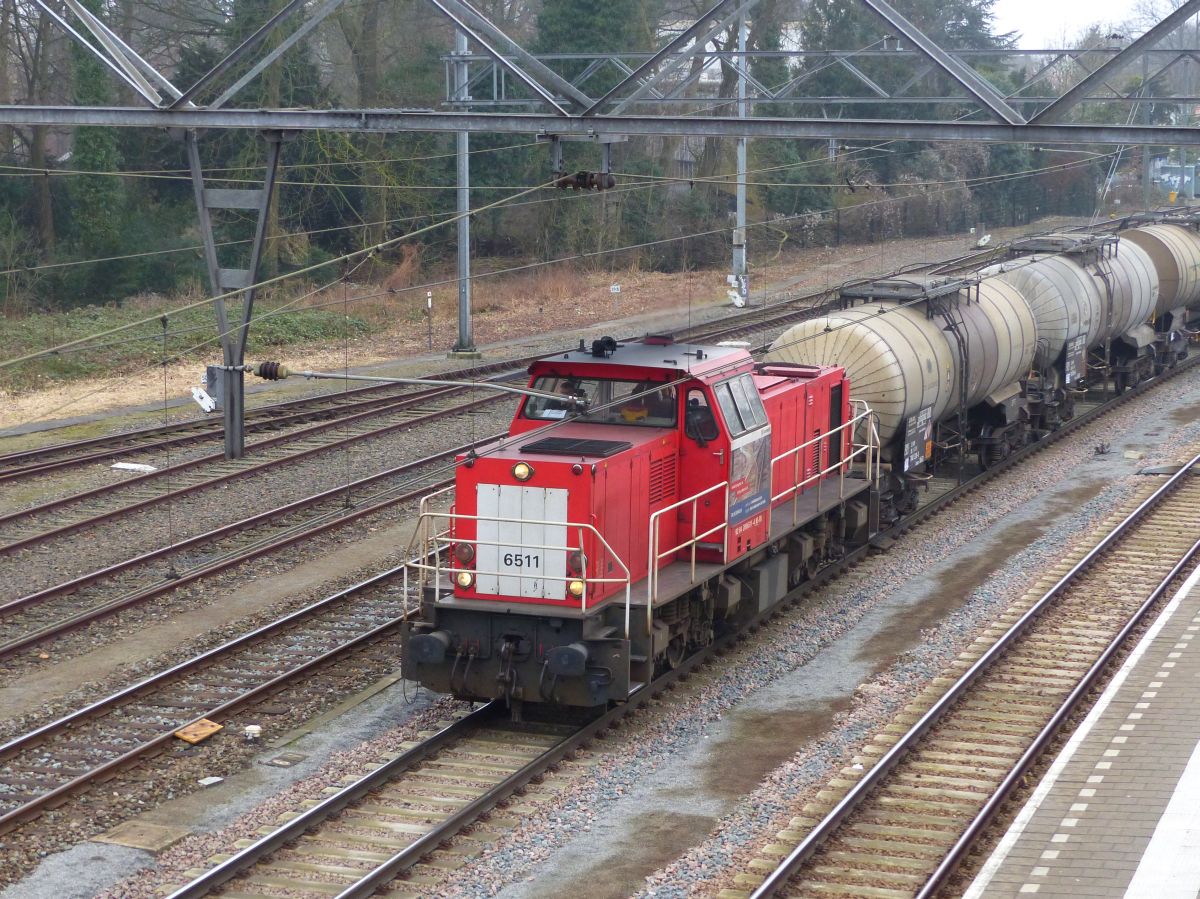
[455, 570, 475, 588]
[512, 461, 534, 481]
[454, 542, 475, 564]
[568, 579, 585, 598]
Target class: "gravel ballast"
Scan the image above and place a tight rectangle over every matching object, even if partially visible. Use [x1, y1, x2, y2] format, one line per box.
[20, 365, 1195, 899]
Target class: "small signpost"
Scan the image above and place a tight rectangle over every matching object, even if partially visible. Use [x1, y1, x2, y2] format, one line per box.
[1064, 334, 1088, 386]
[903, 406, 934, 472]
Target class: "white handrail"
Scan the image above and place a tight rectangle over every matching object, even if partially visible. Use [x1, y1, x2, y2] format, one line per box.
[646, 480, 729, 615]
[404, 511, 633, 638]
[770, 402, 879, 527]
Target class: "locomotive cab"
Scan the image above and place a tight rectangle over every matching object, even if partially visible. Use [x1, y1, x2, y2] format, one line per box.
[403, 336, 878, 714]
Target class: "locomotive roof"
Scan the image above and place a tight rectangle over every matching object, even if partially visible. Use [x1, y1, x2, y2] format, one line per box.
[534, 337, 750, 379]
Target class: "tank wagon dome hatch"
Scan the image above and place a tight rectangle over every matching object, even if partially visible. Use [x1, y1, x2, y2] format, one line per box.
[764, 274, 1035, 452]
[1008, 233, 1119, 259]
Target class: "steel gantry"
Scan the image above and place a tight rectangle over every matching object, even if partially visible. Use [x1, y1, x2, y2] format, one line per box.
[10, 0, 1200, 457]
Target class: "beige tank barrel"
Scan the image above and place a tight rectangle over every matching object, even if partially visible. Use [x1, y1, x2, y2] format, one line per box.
[1121, 224, 1200, 316]
[980, 254, 1100, 367]
[766, 300, 955, 445]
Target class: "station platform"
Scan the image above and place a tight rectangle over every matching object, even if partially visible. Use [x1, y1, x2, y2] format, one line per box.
[964, 563, 1200, 898]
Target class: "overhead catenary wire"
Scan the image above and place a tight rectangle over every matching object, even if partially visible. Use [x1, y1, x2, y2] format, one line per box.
[26, 153, 1103, 364]
[0, 136, 1105, 281]
[0, 168, 667, 279]
[0, 176, 559, 371]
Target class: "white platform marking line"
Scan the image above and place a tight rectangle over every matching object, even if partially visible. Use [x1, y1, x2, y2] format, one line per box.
[962, 564, 1200, 899]
[1122, 736, 1200, 898]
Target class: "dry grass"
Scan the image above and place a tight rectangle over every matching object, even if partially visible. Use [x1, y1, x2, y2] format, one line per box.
[3, 215, 1087, 429]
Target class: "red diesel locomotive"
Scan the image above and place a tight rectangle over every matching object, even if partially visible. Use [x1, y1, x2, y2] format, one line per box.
[402, 335, 880, 714]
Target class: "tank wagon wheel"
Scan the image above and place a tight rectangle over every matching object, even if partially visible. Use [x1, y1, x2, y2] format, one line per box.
[1114, 372, 1127, 394]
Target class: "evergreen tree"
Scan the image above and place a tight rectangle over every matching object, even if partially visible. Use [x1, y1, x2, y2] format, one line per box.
[67, 0, 127, 303]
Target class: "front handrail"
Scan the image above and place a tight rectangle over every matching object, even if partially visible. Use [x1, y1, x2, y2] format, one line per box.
[404, 510, 633, 638]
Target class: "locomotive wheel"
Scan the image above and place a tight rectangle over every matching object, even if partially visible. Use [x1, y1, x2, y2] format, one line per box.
[665, 636, 685, 670]
[805, 554, 819, 581]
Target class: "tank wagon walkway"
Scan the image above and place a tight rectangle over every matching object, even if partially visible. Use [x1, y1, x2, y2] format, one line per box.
[964, 563, 1200, 898]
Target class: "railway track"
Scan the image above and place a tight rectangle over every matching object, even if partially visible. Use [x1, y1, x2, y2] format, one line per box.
[0, 386, 500, 556]
[729, 453, 1200, 899]
[0, 361, 542, 485]
[0, 565, 415, 836]
[162, 704, 592, 899]
[0, 442, 466, 662]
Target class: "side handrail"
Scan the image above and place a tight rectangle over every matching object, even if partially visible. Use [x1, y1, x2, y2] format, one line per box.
[770, 402, 879, 526]
[646, 480, 730, 614]
[414, 484, 456, 592]
[405, 510, 633, 638]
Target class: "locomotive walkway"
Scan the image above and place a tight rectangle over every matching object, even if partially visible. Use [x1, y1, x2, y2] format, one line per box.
[964, 550, 1200, 898]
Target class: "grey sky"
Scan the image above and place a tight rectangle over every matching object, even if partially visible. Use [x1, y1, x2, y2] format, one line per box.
[991, 0, 1152, 48]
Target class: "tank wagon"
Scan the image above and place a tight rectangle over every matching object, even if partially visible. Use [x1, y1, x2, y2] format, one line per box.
[766, 222, 1200, 507]
[402, 336, 881, 715]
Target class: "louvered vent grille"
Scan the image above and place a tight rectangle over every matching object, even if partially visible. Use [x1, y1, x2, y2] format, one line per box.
[648, 456, 677, 504]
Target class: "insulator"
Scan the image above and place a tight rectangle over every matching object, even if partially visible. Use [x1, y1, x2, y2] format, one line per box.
[554, 171, 617, 191]
[255, 360, 288, 380]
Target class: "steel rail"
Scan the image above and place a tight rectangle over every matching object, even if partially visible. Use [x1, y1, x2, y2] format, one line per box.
[0, 435, 487, 621]
[164, 572, 729, 899]
[161, 703, 506, 899]
[0, 355, 544, 472]
[749, 451, 1200, 898]
[0, 474, 455, 662]
[0, 391, 501, 555]
[917, 529, 1200, 897]
[0, 565, 412, 833]
[0, 382, 462, 483]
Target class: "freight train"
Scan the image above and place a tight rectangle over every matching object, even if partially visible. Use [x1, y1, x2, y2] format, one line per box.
[401, 212, 1200, 716]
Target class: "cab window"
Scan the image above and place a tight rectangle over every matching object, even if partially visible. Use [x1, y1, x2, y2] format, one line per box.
[523, 376, 677, 427]
[685, 388, 719, 443]
[714, 375, 768, 436]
